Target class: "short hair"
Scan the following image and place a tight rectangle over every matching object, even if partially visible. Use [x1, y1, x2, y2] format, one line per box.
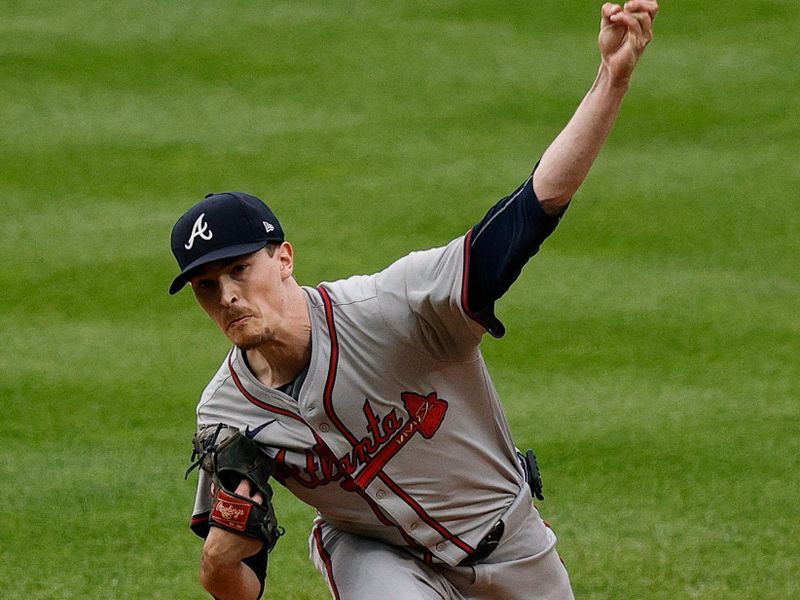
[263, 241, 281, 257]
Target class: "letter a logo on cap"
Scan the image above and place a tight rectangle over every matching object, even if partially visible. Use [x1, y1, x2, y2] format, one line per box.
[185, 213, 213, 250]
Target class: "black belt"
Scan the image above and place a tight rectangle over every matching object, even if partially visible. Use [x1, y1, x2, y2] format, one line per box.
[460, 449, 543, 566]
[461, 519, 505, 565]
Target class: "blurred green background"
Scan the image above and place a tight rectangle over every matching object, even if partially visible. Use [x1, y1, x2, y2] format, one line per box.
[1, 1, 797, 598]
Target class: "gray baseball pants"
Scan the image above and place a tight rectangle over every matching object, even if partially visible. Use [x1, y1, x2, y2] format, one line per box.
[309, 489, 574, 600]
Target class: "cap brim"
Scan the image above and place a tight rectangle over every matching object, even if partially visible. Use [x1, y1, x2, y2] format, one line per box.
[168, 241, 269, 295]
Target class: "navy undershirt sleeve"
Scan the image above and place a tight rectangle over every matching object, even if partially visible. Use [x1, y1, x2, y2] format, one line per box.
[466, 167, 566, 337]
[242, 547, 269, 599]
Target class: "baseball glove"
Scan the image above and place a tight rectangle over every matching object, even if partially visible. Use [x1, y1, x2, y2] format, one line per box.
[186, 424, 283, 551]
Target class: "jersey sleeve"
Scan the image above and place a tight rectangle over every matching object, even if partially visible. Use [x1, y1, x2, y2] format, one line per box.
[374, 166, 566, 357]
[189, 358, 237, 539]
[465, 167, 567, 337]
[189, 468, 213, 539]
[375, 236, 484, 361]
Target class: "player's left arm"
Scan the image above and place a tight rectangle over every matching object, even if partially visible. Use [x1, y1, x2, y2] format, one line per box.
[533, 0, 658, 214]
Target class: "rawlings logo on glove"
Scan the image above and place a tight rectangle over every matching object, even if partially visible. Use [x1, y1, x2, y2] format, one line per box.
[212, 490, 251, 530]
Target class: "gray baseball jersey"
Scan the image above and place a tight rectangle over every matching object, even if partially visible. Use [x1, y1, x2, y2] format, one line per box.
[191, 234, 527, 567]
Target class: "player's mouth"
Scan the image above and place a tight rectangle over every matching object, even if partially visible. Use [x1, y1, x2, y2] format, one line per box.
[226, 315, 252, 329]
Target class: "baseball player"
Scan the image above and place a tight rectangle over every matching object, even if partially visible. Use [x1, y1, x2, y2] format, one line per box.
[171, 3, 658, 599]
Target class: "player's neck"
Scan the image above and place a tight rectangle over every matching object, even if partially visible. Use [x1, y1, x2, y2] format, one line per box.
[244, 286, 312, 389]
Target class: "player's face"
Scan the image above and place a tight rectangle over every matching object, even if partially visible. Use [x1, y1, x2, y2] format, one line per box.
[189, 244, 294, 349]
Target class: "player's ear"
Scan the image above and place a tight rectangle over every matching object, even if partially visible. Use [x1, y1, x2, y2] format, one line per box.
[277, 242, 294, 279]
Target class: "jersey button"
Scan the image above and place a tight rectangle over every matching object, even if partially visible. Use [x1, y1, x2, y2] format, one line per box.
[319, 423, 330, 433]
[376, 489, 386, 500]
[435, 542, 447, 552]
[409, 522, 419, 531]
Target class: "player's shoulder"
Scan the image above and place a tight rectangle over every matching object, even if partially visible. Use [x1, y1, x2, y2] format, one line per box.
[375, 235, 466, 287]
[308, 272, 378, 307]
[196, 349, 236, 414]
[402, 236, 465, 267]
[309, 236, 465, 298]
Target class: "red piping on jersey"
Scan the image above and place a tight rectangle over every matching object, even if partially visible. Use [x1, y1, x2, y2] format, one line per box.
[313, 524, 341, 600]
[228, 350, 334, 447]
[461, 229, 480, 324]
[317, 285, 474, 557]
[317, 286, 362, 447]
[227, 350, 305, 423]
[378, 472, 475, 555]
[352, 486, 395, 527]
[317, 285, 425, 544]
[227, 348, 344, 454]
[191, 512, 209, 526]
[353, 485, 426, 551]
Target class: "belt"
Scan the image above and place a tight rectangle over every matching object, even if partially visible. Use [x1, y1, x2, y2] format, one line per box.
[460, 519, 505, 565]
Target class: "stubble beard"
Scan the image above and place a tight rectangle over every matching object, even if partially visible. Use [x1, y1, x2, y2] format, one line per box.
[230, 322, 276, 351]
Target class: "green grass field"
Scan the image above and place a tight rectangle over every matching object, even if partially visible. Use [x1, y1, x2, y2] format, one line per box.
[2, 1, 797, 598]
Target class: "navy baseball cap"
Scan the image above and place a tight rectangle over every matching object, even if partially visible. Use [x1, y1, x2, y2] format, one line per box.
[169, 192, 284, 294]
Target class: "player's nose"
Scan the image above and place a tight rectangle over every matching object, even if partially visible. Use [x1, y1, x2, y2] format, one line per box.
[218, 278, 240, 306]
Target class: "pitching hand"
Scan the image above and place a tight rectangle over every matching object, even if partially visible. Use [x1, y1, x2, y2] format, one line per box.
[599, 0, 658, 85]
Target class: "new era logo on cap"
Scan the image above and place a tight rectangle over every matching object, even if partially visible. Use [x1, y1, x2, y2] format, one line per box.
[169, 192, 285, 295]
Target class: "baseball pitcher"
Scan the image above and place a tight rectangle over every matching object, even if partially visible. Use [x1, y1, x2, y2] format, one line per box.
[170, 3, 658, 598]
